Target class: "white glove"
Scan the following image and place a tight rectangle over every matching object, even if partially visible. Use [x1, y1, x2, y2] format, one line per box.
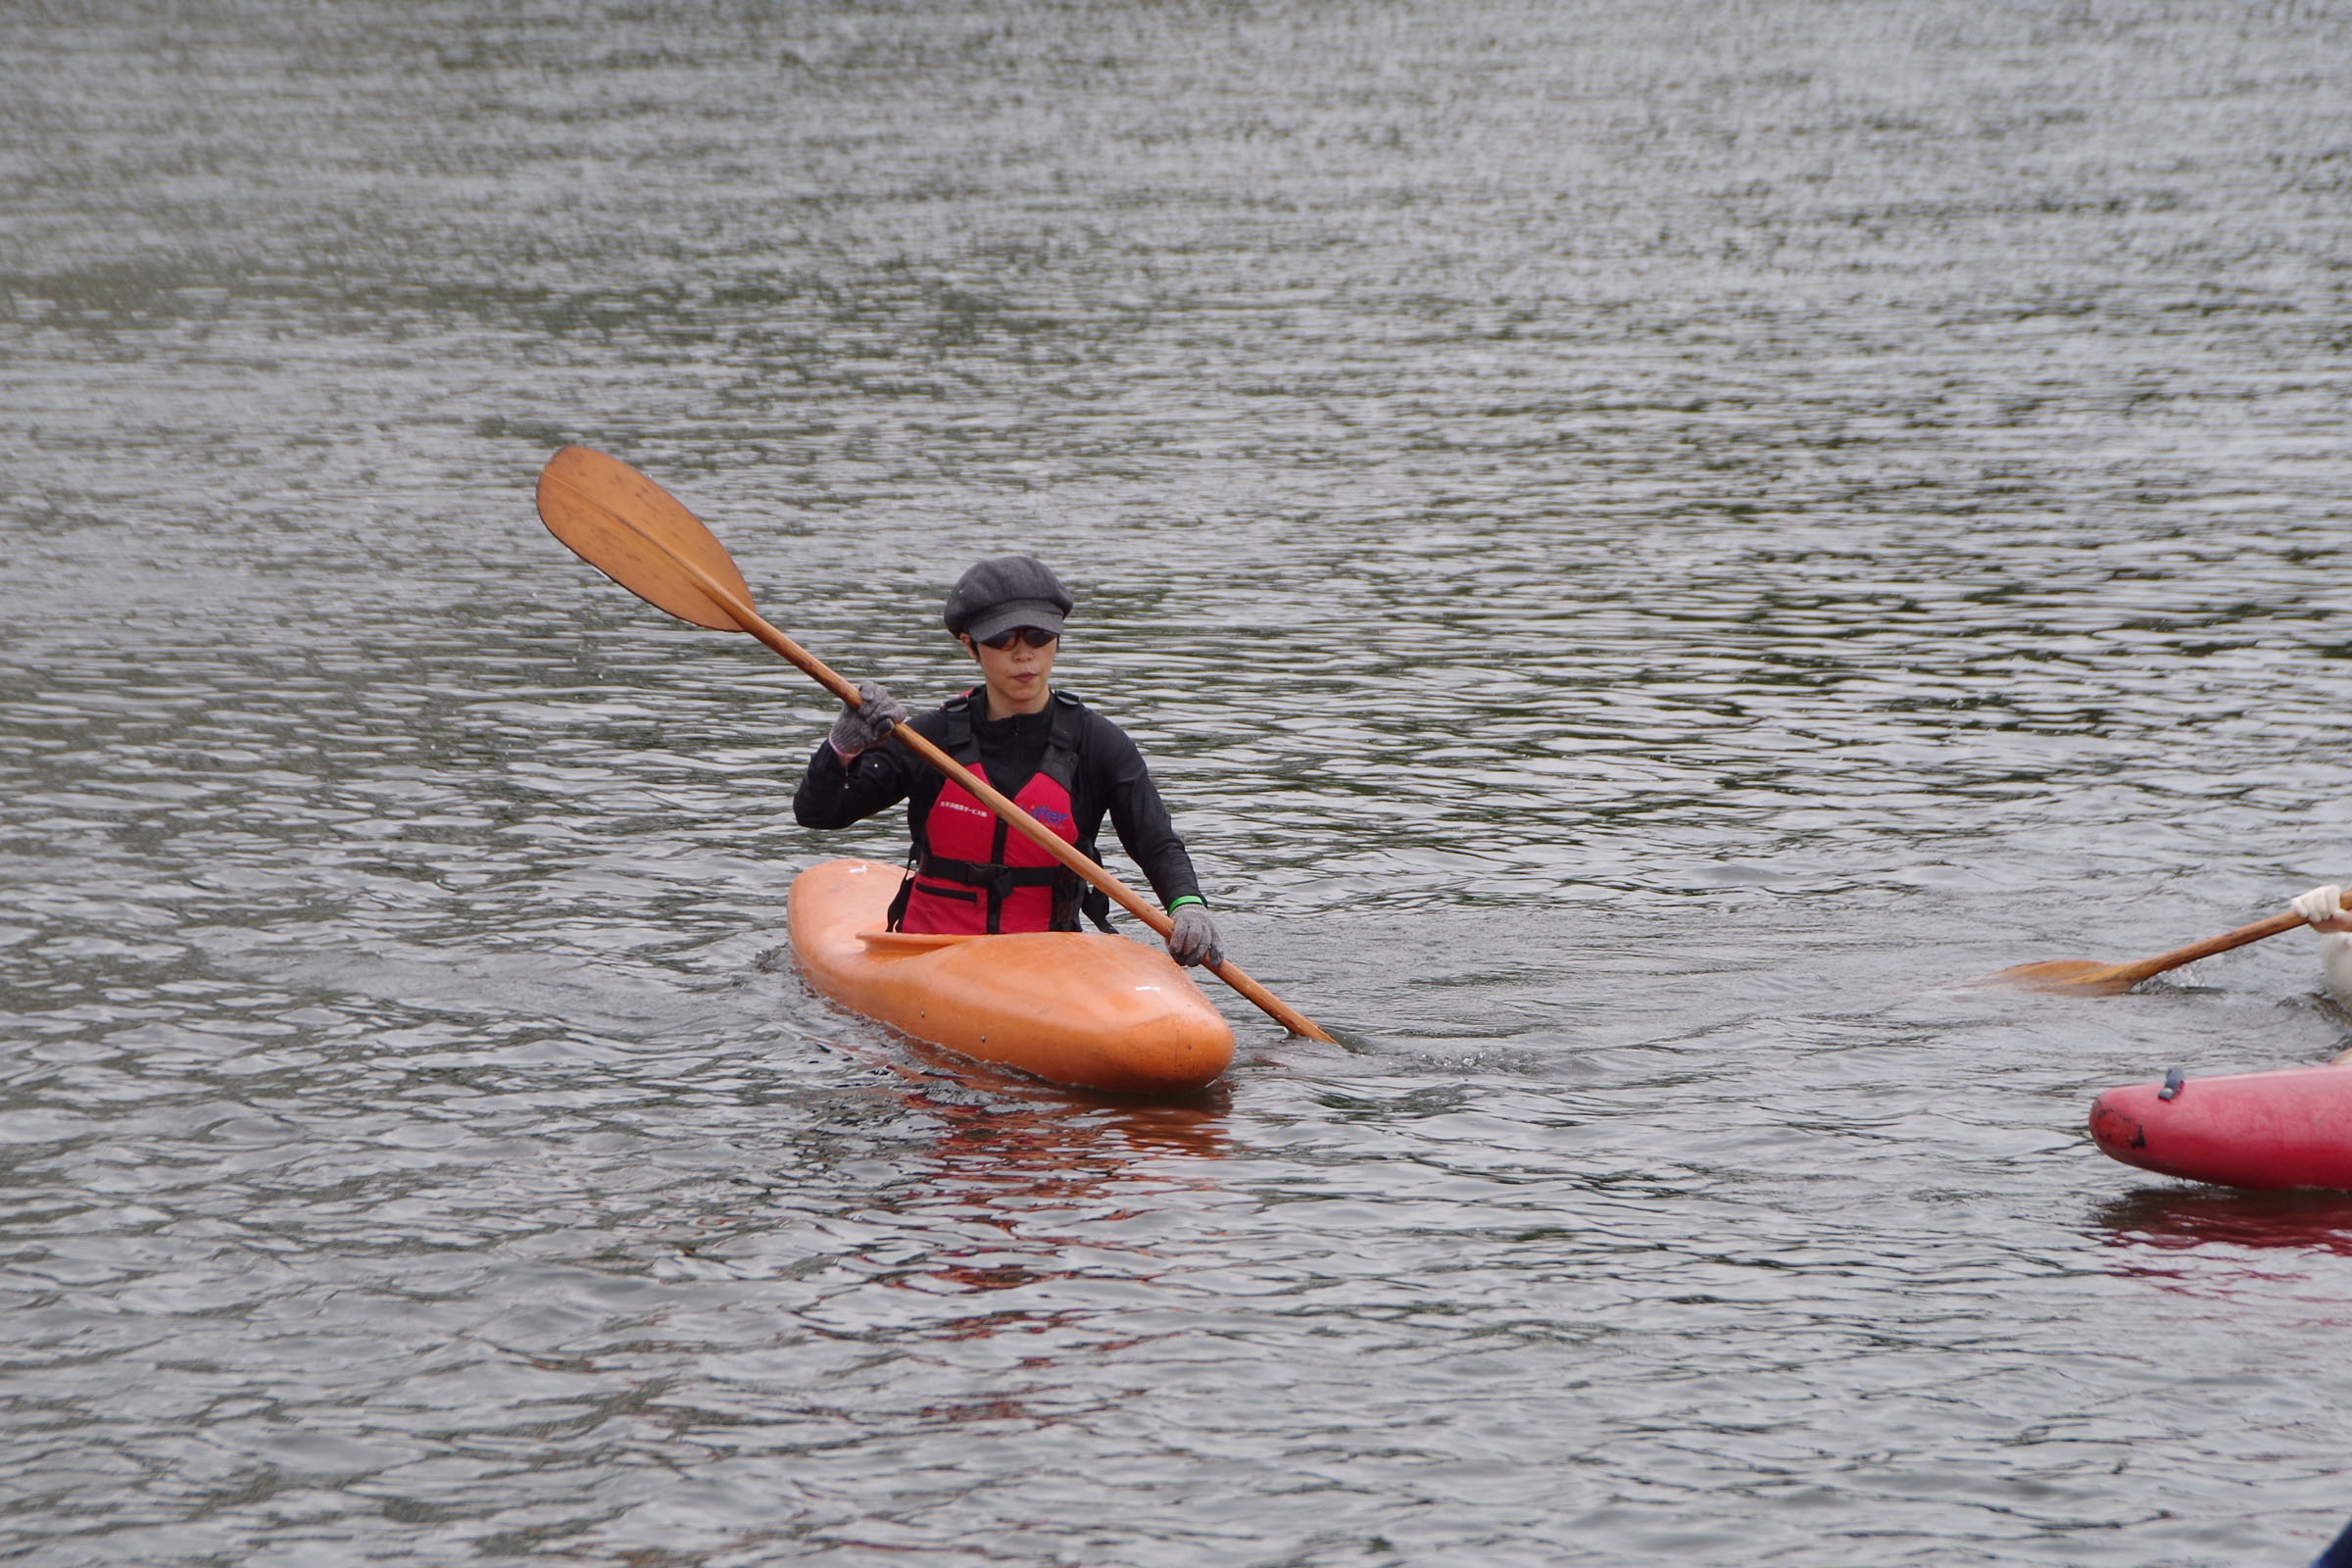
[2290, 884, 2352, 932]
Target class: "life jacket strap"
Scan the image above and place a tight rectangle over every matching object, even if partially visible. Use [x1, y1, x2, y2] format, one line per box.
[916, 854, 1063, 893]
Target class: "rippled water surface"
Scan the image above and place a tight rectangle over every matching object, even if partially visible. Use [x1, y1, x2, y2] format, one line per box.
[7, 2, 2352, 1562]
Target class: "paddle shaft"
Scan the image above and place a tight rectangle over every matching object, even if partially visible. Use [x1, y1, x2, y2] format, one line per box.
[2105, 907, 2312, 986]
[643, 545, 1335, 1044]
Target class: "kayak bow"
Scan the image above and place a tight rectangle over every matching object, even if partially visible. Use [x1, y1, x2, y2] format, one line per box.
[2090, 1064, 2352, 1191]
[788, 858, 1237, 1096]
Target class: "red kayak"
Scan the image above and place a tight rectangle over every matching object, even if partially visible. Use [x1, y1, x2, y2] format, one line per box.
[2089, 1065, 2352, 1191]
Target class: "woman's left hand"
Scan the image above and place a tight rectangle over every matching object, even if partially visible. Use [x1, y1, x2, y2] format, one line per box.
[1165, 906, 1223, 967]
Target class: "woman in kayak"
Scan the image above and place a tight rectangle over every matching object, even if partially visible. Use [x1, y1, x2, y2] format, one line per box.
[792, 555, 1223, 969]
[2290, 884, 2352, 1009]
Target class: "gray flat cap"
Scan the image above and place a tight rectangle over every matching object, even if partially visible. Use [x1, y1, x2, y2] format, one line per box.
[942, 555, 1074, 642]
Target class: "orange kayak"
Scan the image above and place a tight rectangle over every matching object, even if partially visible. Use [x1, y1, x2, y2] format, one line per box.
[787, 858, 1236, 1095]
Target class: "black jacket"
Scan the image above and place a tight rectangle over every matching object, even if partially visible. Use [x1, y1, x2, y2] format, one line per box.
[792, 689, 1205, 912]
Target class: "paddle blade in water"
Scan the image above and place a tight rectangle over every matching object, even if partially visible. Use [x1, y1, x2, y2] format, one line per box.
[536, 445, 755, 631]
[1973, 908, 2313, 998]
[1979, 958, 2137, 996]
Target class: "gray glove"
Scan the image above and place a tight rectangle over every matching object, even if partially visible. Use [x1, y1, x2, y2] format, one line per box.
[1165, 904, 1222, 968]
[828, 680, 907, 758]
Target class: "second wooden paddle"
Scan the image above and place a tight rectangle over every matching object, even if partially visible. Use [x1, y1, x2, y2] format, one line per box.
[1983, 892, 2347, 996]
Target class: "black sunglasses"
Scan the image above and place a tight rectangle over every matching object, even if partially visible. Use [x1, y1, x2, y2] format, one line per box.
[979, 626, 1059, 650]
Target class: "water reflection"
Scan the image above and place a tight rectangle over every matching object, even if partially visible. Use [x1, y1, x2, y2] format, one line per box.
[803, 1032, 1233, 1311]
[2097, 1188, 2352, 1259]
[889, 1054, 1233, 1181]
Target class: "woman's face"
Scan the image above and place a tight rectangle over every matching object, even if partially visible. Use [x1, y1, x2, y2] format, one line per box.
[962, 627, 1059, 717]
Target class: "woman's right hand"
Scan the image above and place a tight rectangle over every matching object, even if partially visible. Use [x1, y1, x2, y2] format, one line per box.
[829, 680, 907, 758]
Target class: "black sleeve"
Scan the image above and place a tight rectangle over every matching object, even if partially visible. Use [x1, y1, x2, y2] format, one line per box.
[1089, 714, 1205, 909]
[792, 715, 936, 830]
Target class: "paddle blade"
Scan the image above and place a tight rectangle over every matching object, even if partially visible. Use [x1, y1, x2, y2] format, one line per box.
[1979, 958, 2138, 997]
[535, 445, 755, 631]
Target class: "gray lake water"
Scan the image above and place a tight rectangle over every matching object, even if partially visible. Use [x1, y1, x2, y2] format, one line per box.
[5, 2, 2352, 1562]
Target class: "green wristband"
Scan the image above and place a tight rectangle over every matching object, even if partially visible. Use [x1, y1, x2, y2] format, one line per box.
[1166, 896, 1205, 912]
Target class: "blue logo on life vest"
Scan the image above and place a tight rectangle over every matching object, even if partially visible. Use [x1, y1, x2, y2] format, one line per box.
[1029, 806, 1071, 826]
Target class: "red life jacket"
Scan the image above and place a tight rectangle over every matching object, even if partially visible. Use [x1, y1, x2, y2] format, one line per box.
[892, 691, 1088, 935]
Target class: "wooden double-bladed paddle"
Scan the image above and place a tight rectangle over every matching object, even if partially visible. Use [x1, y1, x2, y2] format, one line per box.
[1983, 888, 2351, 996]
[534, 444, 1335, 1044]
